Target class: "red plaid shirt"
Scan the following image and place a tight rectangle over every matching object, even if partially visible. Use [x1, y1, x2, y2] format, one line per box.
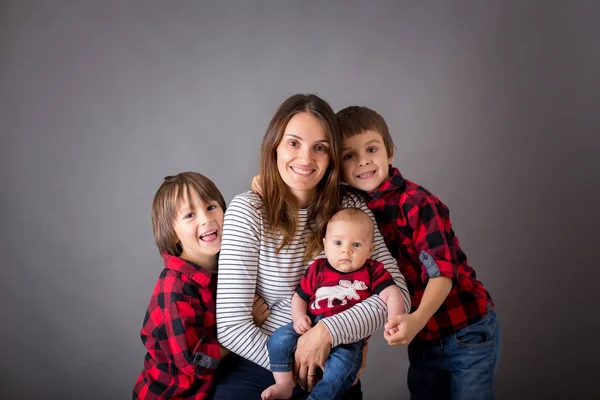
[297, 258, 395, 318]
[133, 254, 221, 400]
[363, 167, 494, 340]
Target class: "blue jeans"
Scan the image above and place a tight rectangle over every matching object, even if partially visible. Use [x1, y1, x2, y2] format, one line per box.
[210, 353, 362, 400]
[407, 309, 502, 400]
[267, 321, 364, 400]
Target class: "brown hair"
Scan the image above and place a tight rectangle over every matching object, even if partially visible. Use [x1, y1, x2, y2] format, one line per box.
[336, 106, 395, 158]
[260, 94, 341, 260]
[151, 172, 226, 256]
[327, 207, 374, 242]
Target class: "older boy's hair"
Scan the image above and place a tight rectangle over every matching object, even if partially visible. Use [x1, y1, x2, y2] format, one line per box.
[151, 172, 226, 256]
[336, 106, 395, 158]
[327, 208, 374, 242]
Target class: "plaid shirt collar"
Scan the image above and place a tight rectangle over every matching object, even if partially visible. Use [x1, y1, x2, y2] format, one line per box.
[365, 166, 406, 200]
[161, 253, 214, 287]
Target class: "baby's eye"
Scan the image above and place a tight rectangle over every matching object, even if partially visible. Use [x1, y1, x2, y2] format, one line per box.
[342, 153, 353, 161]
[366, 147, 377, 153]
[334, 240, 342, 246]
[353, 243, 361, 248]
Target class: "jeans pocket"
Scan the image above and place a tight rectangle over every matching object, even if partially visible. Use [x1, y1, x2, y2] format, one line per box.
[453, 312, 495, 348]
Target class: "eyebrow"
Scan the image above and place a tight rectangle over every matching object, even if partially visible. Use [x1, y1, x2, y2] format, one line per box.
[342, 139, 381, 152]
[284, 134, 329, 143]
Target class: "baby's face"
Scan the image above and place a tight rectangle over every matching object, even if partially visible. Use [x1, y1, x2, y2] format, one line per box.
[323, 219, 375, 273]
[340, 130, 393, 192]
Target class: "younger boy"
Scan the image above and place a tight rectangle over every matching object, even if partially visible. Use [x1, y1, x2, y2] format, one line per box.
[133, 172, 269, 400]
[262, 208, 405, 400]
[337, 106, 501, 400]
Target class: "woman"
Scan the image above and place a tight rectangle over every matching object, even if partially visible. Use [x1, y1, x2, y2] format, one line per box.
[213, 94, 410, 399]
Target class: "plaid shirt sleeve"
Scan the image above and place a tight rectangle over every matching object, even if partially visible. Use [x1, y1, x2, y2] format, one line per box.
[407, 195, 457, 282]
[164, 298, 221, 378]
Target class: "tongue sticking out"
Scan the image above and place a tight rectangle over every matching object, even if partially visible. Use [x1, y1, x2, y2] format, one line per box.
[200, 233, 218, 242]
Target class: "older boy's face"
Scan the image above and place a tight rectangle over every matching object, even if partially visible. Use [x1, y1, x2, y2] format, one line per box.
[341, 130, 393, 192]
[173, 188, 224, 269]
[323, 219, 375, 273]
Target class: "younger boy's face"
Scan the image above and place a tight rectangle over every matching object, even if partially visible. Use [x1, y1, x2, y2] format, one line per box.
[173, 188, 224, 269]
[323, 219, 375, 273]
[341, 130, 393, 192]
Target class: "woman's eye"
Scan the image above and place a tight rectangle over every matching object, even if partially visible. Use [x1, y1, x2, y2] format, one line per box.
[288, 140, 298, 147]
[315, 144, 328, 152]
[207, 204, 217, 211]
[184, 212, 195, 219]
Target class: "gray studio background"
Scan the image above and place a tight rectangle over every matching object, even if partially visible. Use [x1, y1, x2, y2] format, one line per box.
[1, 1, 598, 399]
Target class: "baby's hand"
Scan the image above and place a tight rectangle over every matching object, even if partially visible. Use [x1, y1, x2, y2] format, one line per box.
[293, 315, 312, 335]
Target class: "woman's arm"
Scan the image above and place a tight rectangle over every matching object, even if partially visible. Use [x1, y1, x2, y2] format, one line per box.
[216, 193, 271, 368]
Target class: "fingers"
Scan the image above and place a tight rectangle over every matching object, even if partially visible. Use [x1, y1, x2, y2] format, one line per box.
[307, 367, 322, 392]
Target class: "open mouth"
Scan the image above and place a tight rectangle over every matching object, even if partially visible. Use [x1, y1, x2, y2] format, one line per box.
[199, 230, 218, 242]
[291, 166, 315, 176]
[356, 170, 376, 179]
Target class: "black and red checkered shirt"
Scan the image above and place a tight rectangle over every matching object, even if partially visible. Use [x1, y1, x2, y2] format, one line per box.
[362, 167, 494, 341]
[133, 254, 221, 400]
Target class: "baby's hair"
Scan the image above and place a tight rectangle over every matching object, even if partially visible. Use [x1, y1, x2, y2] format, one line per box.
[151, 172, 226, 256]
[327, 208, 374, 241]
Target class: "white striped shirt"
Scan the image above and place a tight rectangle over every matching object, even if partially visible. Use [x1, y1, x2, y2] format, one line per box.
[216, 190, 410, 369]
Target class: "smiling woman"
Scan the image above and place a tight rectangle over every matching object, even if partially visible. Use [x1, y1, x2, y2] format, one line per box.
[212, 94, 410, 400]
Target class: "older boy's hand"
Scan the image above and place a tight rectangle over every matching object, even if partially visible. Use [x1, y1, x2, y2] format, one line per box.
[251, 294, 270, 326]
[251, 174, 263, 195]
[293, 315, 312, 335]
[294, 322, 331, 391]
[384, 313, 426, 345]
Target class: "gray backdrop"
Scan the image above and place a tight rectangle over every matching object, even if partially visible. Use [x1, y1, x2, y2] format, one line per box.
[1, 1, 598, 399]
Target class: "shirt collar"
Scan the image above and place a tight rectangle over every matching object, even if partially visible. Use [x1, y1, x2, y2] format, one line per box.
[162, 253, 214, 287]
[365, 166, 406, 200]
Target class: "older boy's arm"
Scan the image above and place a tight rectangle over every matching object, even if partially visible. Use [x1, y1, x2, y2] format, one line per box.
[385, 277, 451, 344]
[164, 300, 222, 378]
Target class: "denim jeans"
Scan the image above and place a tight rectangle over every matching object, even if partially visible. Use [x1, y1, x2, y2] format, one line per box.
[407, 309, 502, 400]
[267, 321, 364, 400]
[210, 353, 362, 400]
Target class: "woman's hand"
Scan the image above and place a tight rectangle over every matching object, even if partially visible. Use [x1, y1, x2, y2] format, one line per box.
[294, 322, 332, 391]
[251, 294, 270, 326]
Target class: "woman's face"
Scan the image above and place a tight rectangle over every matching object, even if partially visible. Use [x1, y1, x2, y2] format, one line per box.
[276, 112, 331, 207]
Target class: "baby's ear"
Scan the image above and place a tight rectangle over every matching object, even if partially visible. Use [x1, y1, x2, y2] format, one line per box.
[370, 242, 376, 255]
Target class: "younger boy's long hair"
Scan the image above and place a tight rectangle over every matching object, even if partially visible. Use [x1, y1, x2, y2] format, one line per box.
[336, 106, 396, 158]
[151, 172, 226, 256]
[260, 94, 341, 261]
